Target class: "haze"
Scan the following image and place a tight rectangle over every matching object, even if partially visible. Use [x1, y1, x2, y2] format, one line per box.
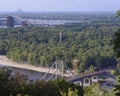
[0, 0, 120, 12]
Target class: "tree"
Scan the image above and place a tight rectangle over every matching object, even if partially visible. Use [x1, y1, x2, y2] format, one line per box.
[55, 78, 84, 96]
[117, 10, 120, 16]
[0, 68, 11, 96]
[72, 59, 79, 72]
[102, 89, 115, 96]
[60, 88, 78, 96]
[84, 84, 115, 96]
[84, 84, 101, 96]
[113, 10, 120, 57]
[117, 63, 120, 73]
[7, 72, 28, 96]
[114, 75, 120, 96]
[113, 29, 120, 58]
[0, 18, 117, 69]
[113, 10, 120, 96]
[0, 67, 84, 96]
[88, 65, 94, 73]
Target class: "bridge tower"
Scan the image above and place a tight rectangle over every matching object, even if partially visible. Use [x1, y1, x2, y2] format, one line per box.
[7, 16, 14, 28]
[55, 57, 64, 79]
[41, 58, 76, 81]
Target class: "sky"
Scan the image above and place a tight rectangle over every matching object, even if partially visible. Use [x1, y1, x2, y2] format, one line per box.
[0, 0, 120, 12]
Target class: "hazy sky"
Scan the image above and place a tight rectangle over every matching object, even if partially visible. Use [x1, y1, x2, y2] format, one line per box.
[0, 0, 120, 12]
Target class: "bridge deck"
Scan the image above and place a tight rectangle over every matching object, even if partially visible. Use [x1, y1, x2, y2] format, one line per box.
[67, 70, 109, 82]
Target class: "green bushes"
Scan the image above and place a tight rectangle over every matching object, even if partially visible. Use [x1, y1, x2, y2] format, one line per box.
[0, 68, 83, 96]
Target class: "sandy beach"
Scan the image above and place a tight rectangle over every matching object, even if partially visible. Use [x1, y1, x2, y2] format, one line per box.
[0, 55, 56, 73]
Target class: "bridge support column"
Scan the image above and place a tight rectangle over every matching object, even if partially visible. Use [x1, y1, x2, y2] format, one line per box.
[91, 76, 99, 83]
[74, 80, 83, 86]
[7, 16, 14, 28]
[22, 21, 28, 27]
[83, 78, 91, 86]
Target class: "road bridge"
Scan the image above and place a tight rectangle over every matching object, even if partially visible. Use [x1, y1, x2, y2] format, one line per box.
[0, 15, 34, 27]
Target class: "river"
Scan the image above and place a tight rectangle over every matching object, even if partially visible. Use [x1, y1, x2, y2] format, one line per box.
[0, 19, 89, 28]
[0, 55, 56, 81]
[8, 67, 47, 81]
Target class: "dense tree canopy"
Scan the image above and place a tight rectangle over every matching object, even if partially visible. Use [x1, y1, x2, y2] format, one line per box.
[113, 29, 120, 58]
[0, 19, 119, 71]
[114, 76, 120, 96]
[0, 12, 119, 96]
[112, 10, 120, 96]
[117, 10, 120, 16]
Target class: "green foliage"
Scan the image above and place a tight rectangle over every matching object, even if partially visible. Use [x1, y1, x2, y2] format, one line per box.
[0, 68, 83, 96]
[112, 10, 120, 96]
[0, 18, 119, 70]
[0, 68, 11, 96]
[60, 88, 78, 96]
[117, 63, 120, 73]
[113, 29, 120, 58]
[88, 65, 94, 73]
[114, 75, 120, 96]
[117, 10, 120, 16]
[55, 78, 84, 96]
[102, 89, 115, 96]
[84, 84, 116, 96]
[84, 84, 101, 96]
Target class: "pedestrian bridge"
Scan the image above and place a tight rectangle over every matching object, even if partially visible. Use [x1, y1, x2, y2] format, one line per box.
[67, 69, 115, 86]
[0, 55, 115, 86]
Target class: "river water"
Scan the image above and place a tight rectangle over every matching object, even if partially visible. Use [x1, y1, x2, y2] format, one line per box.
[30, 19, 82, 25]
[7, 67, 55, 81]
[1, 66, 115, 90]
[0, 19, 89, 28]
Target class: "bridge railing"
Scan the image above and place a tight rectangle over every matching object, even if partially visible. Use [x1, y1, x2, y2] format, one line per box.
[67, 69, 110, 82]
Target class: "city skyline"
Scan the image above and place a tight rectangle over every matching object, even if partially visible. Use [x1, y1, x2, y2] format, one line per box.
[0, 0, 120, 12]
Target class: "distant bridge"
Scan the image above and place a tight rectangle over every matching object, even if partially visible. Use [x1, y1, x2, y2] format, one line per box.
[0, 15, 34, 27]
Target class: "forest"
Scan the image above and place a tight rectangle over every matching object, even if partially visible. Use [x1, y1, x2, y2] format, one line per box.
[0, 16, 120, 71]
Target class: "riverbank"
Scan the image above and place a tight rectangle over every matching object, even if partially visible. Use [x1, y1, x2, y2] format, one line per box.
[0, 55, 55, 73]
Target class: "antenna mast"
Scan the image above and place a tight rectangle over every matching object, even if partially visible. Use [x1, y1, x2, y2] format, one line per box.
[59, 30, 62, 43]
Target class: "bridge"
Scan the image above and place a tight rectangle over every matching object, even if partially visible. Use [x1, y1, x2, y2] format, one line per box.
[0, 15, 84, 28]
[0, 55, 115, 86]
[0, 55, 76, 81]
[67, 69, 115, 86]
[0, 15, 34, 28]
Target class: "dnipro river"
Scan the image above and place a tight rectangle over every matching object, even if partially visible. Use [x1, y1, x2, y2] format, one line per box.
[2, 66, 115, 90]
[31, 19, 85, 25]
[0, 19, 89, 28]
[7, 67, 54, 81]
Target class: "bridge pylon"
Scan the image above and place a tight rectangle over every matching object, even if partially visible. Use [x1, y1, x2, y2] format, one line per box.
[41, 58, 76, 81]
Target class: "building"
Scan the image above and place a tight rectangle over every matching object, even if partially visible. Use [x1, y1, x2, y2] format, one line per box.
[7, 16, 14, 28]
